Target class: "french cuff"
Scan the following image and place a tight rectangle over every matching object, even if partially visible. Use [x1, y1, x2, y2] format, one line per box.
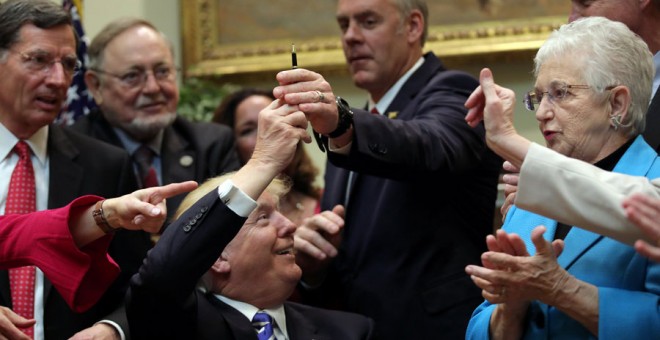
[217, 179, 257, 217]
[95, 320, 125, 340]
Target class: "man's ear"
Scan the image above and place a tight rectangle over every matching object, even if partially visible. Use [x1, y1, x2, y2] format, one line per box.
[210, 257, 231, 274]
[84, 71, 103, 105]
[406, 10, 424, 45]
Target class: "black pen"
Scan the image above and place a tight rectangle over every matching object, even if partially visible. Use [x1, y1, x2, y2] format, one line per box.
[291, 43, 297, 69]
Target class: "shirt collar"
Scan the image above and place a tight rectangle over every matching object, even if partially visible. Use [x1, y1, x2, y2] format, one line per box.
[369, 56, 425, 114]
[0, 123, 48, 166]
[112, 127, 163, 156]
[215, 294, 288, 339]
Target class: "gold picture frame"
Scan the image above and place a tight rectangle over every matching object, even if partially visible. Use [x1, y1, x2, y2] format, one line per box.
[181, 0, 569, 81]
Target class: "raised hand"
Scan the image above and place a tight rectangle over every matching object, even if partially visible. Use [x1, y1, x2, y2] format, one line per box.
[294, 205, 345, 285]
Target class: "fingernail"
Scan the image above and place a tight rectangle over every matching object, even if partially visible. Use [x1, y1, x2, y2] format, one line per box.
[151, 207, 161, 215]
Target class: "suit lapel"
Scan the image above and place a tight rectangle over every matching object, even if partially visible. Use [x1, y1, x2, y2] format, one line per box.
[86, 109, 124, 148]
[0, 272, 10, 308]
[504, 206, 557, 256]
[44, 126, 86, 301]
[284, 303, 318, 340]
[385, 53, 443, 116]
[204, 293, 258, 339]
[642, 86, 660, 150]
[559, 136, 654, 267]
[47, 126, 85, 208]
[160, 125, 193, 184]
[558, 228, 602, 270]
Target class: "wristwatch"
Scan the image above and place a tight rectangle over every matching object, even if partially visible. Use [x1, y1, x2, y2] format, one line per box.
[327, 96, 354, 138]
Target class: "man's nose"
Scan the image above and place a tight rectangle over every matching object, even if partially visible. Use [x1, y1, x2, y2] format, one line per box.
[274, 212, 296, 238]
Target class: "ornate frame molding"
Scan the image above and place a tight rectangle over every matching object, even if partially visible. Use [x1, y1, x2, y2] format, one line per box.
[182, 0, 564, 81]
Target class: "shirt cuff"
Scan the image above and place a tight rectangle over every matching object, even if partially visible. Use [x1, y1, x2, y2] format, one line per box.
[217, 179, 257, 217]
[95, 320, 125, 340]
[328, 140, 352, 154]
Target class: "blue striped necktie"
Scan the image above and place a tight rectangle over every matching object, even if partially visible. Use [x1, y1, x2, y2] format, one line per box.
[252, 311, 276, 340]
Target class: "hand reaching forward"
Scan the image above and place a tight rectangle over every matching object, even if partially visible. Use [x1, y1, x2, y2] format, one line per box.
[624, 193, 660, 262]
[294, 205, 345, 286]
[103, 181, 199, 233]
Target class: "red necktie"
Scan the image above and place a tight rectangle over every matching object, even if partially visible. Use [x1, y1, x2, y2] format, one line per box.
[370, 107, 380, 115]
[6, 141, 36, 337]
[133, 145, 159, 188]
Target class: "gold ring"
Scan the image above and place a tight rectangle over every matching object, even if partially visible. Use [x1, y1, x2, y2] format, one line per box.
[315, 90, 325, 103]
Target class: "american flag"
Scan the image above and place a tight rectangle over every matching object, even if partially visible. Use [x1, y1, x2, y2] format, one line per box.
[58, 0, 97, 126]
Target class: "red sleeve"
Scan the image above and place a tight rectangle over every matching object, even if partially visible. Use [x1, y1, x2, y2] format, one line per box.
[0, 195, 120, 312]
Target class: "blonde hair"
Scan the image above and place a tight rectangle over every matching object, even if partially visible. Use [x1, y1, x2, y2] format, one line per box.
[173, 172, 291, 220]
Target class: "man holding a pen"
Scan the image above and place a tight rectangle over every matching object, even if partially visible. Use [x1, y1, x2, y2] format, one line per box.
[275, 0, 501, 338]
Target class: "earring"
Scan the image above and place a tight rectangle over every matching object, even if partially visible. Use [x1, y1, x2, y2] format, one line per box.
[610, 114, 621, 131]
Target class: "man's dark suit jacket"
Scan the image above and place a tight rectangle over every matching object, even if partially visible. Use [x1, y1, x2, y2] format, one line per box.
[642, 86, 660, 151]
[71, 109, 241, 220]
[127, 190, 374, 340]
[0, 125, 141, 339]
[306, 52, 501, 339]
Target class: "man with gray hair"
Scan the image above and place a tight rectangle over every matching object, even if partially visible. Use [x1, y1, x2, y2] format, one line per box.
[0, 0, 144, 338]
[72, 18, 240, 219]
[277, 0, 501, 338]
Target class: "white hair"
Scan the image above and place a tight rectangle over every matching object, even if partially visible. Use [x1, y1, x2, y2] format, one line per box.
[534, 16, 654, 137]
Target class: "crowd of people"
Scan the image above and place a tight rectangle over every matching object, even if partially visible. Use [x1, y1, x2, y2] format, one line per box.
[0, 0, 659, 339]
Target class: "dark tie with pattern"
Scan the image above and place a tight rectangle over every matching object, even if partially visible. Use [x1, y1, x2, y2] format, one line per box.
[6, 141, 36, 338]
[252, 311, 276, 340]
[133, 145, 159, 188]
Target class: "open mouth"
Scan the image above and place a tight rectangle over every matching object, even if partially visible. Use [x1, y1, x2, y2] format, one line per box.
[36, 95, 60, 108]
[276, 248, 295, 256]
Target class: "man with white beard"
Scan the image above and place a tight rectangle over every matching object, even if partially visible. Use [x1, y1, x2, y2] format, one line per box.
[73, 18, 240, 218]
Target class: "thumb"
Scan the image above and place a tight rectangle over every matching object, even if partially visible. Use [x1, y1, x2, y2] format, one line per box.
[530, 225, 554, 257]
[479, 68, 497, 99]
[332, 204, 345, 219]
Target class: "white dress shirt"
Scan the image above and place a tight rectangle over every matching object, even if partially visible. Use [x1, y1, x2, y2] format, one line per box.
[0, 123, 49, 340]
[216, 295, 289, 340]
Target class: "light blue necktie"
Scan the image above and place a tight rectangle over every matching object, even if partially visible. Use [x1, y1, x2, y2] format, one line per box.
[252, 311, 276, 340]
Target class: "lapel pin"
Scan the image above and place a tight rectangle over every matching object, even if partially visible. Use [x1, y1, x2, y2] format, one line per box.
[387, 111, 398, 119]
[179, 155, 193, 167]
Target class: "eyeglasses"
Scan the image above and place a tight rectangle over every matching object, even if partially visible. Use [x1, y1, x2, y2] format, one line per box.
[13, 50, 81, 77]
[523, 82, 593, 111]
[90, 65, 177, 89]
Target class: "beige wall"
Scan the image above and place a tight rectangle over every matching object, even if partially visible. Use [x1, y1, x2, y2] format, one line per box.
[79, 0, 544, 189]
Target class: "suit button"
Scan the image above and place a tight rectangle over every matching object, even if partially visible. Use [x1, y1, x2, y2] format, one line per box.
[183, 224, 191, 232]
[369, 143, 388, 155]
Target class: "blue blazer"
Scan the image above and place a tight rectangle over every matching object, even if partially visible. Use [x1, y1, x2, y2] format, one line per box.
[467, 135, 660, 339]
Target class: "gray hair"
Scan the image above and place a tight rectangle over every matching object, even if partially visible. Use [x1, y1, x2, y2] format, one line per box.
[534, 16, 654, 137]
[87, 17, 174, 70]
[0, 0, 75, 58]
[390, 0, 428, 46]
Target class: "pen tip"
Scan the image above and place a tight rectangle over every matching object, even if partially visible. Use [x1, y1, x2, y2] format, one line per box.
[292, 43, 296, 53]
